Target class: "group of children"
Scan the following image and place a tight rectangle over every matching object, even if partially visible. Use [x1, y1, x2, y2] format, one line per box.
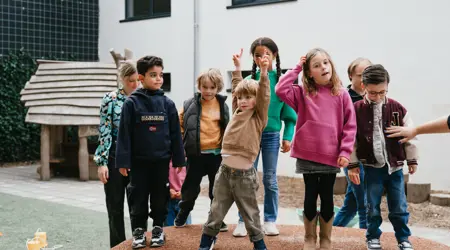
[94, 36, 419, 250]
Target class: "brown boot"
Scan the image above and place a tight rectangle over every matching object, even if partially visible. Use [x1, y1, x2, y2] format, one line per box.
[319, 214, 334, 250]
[303, 212, 318, 250]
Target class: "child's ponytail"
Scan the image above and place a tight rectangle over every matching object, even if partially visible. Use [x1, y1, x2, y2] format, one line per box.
[251, 61, 257, 80]
[276, 54, 281, 82]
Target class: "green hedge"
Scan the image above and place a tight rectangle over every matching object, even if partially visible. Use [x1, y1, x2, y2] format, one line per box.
[0, 50, 79, 163]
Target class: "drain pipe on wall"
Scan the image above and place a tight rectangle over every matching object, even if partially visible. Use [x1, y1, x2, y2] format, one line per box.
[193, 0, 199, 93]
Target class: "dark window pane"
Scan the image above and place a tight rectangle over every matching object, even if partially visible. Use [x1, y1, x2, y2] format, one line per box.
[162, 73, 171, 92]
[153, 0, 170, 14]
[133, 0, 151, 17]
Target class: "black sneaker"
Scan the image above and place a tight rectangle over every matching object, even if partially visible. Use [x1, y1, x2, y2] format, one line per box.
[253, 239, 267, 250]
[174, 210, 189, 228]
[199, 234, 217, 250]
[398, 241, 414, 250]
[132, 228, 146, 249]
[367, 238, 382, 250]
[220, 222, 228, 232]
[150, 226, 165, 247]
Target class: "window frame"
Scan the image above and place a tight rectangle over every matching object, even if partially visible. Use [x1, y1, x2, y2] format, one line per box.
[227, 0, 297, 10]
[120, 0, 171, 23]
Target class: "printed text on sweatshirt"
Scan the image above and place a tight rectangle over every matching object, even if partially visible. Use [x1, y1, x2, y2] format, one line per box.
[275, 64, 357, 167]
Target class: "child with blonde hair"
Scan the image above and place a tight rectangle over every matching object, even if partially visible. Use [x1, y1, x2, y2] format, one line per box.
[174, 68, 230, 231]
[94, 61, 139, 248]
[275, 48, 357, 249]
[333, 57, 372, 229]
[199, 49, 271, 250]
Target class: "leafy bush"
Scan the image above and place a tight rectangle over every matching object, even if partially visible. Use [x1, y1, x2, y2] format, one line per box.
[0, 49, 78, 163]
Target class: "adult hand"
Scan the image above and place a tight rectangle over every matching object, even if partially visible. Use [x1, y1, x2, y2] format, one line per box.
[97, 166, 109, 184]
[385, 126, 417, 144]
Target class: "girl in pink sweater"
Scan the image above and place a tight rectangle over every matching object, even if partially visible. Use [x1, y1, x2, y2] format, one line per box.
[275, 48, 356, 250]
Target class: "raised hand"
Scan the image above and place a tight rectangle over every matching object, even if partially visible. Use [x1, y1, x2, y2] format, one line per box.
[299, 55, 307, 67]
[232, 48, 243, 70]
[258, 49, 270, 75]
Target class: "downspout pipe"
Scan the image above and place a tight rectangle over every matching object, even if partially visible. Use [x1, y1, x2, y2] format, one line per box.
[193, 0, 199, 93]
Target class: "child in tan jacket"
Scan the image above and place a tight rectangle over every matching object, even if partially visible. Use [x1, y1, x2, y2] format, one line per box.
[198, 49, 271, 250]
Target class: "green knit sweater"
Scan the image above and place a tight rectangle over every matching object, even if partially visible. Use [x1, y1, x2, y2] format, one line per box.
[245, 70, 297, 141]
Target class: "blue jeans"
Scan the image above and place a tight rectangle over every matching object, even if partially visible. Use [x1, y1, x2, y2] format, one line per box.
[239, 131, 280, 223]
[333, 163, 367, 229]
[365, 165, 411, 243]
[164, 199, 192, 227]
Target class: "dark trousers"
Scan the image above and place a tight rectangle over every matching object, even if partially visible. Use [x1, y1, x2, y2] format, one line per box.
[303, 173, 336, 222]
[104, 156, 130, 248]
[179, 154, 222, 213]
[128, 159, 170, 231]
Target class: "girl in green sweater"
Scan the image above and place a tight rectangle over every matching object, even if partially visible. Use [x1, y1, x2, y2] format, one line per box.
[233, 37, 297, 237]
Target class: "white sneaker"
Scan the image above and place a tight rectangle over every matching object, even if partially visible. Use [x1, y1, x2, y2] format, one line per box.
[263, 222, 279, 236]
[232, 221, 247, 237]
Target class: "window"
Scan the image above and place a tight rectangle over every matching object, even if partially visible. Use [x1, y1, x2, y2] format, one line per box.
[121, 0, 170, 22]
[228, 0, 297, 9]
[161, 73, 171, 92]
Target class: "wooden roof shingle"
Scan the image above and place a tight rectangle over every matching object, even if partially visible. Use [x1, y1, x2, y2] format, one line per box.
[20, 60, 118, 126]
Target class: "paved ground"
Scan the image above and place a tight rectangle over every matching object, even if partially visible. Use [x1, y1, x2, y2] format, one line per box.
[0, 192, 122, 249]
[0, 165, 449, 249]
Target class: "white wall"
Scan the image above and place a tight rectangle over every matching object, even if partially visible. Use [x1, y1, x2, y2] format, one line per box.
[99, 0, 450, 191]
[98, 0, 195, 108]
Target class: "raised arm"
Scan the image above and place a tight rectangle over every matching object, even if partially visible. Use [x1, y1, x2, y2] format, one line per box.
[231, 71, 243, 113]
[275, 57, 305, 112]
[255, 51, 271, 123]
[231, 48, 244, 113]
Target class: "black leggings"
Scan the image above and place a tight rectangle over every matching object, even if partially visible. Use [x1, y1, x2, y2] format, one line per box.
[303, 173, 336, 222]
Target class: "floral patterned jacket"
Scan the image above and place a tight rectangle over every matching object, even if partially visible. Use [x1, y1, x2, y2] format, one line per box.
[93, 88, 126, 167]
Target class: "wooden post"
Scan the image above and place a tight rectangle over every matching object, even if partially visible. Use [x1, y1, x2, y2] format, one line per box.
[50, 125, 57, 159]
[78, 126, 89, 181]
[40, 125, 51, 181]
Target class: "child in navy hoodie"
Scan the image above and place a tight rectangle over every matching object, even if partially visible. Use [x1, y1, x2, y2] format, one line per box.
[115, 56, 185, 249]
